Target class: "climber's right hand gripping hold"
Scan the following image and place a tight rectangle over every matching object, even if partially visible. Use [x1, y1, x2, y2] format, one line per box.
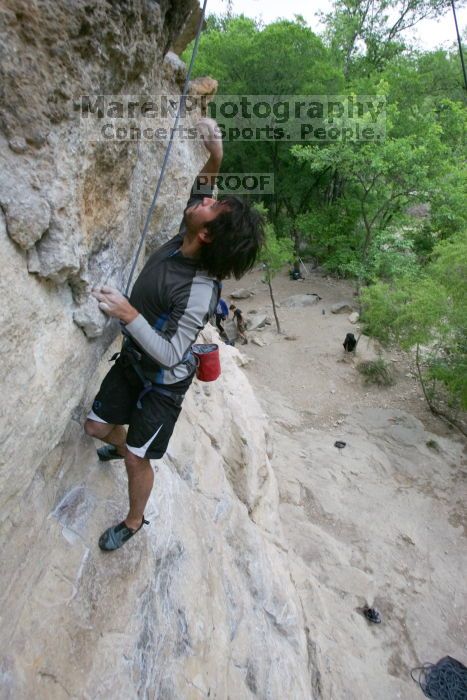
[92, 285, 138, 324]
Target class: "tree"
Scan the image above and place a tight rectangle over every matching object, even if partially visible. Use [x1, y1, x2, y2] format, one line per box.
[321, 0, 453, 76]
[183, 16, 341, 235]
[256, 204, 294, 333]
[292, 93, 465, 283]
[361, 230, 467, 432]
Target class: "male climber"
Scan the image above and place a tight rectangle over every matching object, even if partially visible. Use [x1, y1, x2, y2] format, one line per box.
[85, 119, 264, 551]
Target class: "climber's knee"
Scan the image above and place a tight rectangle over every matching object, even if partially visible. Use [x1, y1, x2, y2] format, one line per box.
[84, 418, 114, 440]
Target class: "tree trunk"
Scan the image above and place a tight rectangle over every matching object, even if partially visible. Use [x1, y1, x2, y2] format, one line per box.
[415, 343, 466, 437]
[292, 227, 300, 258]
[267, 276, 281, 334]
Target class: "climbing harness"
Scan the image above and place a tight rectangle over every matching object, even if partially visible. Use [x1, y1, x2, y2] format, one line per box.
[124, 0, 209, 296]
[110, 340, 187, 408]
[411, 656, 467, 699]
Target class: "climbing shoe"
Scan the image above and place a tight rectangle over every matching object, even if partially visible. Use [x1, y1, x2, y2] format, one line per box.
[97, 444, 123, 461]
[98, 516, 149, 551]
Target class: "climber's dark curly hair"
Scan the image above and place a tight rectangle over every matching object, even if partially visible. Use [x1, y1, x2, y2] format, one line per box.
[199, 197, 265, 280]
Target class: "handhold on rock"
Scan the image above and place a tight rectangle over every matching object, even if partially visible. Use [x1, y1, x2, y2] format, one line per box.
[73, 298, 108, 338]
[162, 51, 187, 86]
[8, 137, 28, 154]
[1, 188, 51, 250]
[188, 76, 218, 97]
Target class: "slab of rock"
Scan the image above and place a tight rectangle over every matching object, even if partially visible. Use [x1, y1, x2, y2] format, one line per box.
[0, 182, 51, 250]
[232, 351, 253, 367]
[162, 51, 187, 87]
[282, 294, 320, 308]
[27, 220, 80, 283]
[230, 288, 254, 299]
[188, 76, 218, 97]
[349, 312, 360, 324]
[246, 313, 268, 331]
[8, 137, 28, 154]
[331, 301, 355, 314]
[1, 323, 312, 700]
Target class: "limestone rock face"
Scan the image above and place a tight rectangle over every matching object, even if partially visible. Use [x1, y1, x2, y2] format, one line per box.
[0, 0, 204, 309]
[0, 329, 311, 699]
[0, 4, 314, 698]
[0, 0, 206, 501]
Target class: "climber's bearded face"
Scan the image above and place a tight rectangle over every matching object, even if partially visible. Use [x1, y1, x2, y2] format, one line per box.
[184, 197, 229, 236]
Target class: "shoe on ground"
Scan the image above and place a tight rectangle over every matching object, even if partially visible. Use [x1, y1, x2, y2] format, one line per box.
[98, 517, 149, 551]
[97, 444, 123, 461]
[363, 607, 382, 624]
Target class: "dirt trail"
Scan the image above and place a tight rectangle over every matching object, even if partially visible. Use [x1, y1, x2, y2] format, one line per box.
[222, 267, 447, 433]
[222, 267, 467, 700]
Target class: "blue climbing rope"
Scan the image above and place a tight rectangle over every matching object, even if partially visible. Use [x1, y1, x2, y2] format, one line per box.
[412, 656, 467, 699]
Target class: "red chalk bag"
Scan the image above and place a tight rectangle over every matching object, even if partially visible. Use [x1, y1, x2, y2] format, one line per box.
[191, 343, 221, 382]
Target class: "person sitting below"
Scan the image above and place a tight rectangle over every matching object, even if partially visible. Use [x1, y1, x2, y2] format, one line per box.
[289, 260, 302, 281]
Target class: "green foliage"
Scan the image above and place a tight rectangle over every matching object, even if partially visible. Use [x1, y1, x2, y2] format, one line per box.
[357, 359, 395, 386]
[187, 8, 466, 410]
[361, 231, 467, 410]
[292, 91, 465, 282]
[182, 16, 341, 226]
[184, 16, 340, 94]
[320, 0, 453, 75]
[254, 203, 294, 333]
[296, 205, 360, 276]
[256, 204, 295, 281]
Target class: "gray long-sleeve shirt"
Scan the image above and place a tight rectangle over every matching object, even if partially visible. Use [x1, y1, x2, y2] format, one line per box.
[123, 186, 219, 390]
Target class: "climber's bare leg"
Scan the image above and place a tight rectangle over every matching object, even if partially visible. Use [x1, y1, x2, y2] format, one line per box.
[84, 419, 127, 457]
[124, 452, 154, 530]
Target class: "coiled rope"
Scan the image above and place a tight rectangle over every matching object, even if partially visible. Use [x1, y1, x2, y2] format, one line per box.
[411, 656, 467, 699]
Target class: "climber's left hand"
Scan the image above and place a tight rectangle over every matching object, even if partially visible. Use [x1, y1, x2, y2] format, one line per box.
[92, 286, 139, 324]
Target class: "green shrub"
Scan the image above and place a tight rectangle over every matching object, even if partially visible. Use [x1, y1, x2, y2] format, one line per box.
[361, 231, 467, 414]
[357, 359, 395, 386]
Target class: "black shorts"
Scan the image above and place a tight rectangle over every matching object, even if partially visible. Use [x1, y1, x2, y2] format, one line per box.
[88, 359, 186, 459]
